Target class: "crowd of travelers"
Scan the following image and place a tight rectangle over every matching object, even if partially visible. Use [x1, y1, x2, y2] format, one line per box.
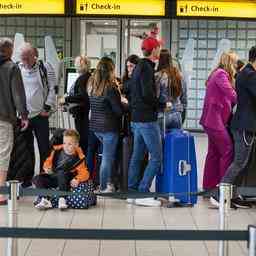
[0, 34, 255, 210]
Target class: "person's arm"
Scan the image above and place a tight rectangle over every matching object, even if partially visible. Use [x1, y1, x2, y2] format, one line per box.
[10, 65, 29, 125]
[42, 150, 55, 173]
[215, 70, 237, 104]
[73, 160, 90, 183]
[180, 78, 188, 111]
[106, 87, 124, 117]
[245, 71, 256, 99]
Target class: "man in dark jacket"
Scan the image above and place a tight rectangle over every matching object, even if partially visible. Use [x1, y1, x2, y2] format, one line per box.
[0, 38, 28, 205]
[127, 37, 162, 207]
[210, 46, 256, 209]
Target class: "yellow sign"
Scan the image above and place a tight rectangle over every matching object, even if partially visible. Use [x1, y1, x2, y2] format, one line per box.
[0, 0, 65, 15]
[177, 0, 256, 18]
[76, 0, 165, 16]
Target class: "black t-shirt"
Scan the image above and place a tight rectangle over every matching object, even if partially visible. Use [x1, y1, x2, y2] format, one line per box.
[54, 150, 79, 172]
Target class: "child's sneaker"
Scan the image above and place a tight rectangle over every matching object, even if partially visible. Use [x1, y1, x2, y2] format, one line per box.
[58, 197, 68, 210]
[35, 198, 52, 210]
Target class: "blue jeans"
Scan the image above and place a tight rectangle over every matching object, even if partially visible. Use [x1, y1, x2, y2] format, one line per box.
[128, 122, 162, 192]
[94, 132, 119, 190]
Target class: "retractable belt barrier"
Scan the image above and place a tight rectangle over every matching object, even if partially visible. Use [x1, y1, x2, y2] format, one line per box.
[0, 185, 255, 198]
[0, 185, 210, 198]
[0, 227, 248, 241]
[2, 182, 256, 256]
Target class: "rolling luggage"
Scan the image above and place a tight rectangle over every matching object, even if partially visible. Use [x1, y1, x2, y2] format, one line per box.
[156, 129, 198, 205]
[7, 122, 35, 185]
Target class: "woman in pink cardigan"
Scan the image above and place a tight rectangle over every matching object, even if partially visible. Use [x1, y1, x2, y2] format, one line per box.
[200, 52, 238, 190]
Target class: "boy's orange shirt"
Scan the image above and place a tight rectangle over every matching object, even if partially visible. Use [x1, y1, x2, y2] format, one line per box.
[43, 145, 90, 183]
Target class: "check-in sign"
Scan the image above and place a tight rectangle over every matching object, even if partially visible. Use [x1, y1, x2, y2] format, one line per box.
[177, 0, 256, 19]
[0, 0, 65, 15]
[76, 0, 165, 16]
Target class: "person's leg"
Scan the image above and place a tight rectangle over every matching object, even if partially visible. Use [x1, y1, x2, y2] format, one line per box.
[128, 123, 147, 191]
[23, 123, 35, 179]
[56, 170, 74, 191]
[32, 174, 58, 189]
[137, 122, 162, 193]
[215, 129, 234, 181]
[86, 130, 100, 174]
[95, 132, 119, 191]
[32, 174, 57, 209]
[202, 128, 221, 190]
[0, 121, 14, 203]
[221, 130, 254, 185]
[31, 115, 50, 172]
[74, 114, 89, 154]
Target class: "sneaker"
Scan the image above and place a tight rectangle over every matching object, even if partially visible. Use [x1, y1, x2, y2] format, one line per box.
[231, 197, 252, 209]
[126, 198, 135, 204]
[58, 197, 68, 210]
[100, 183, 115, 193]
[135, 198, 161, 207]
[209, 196, 219, 209]
[35, 198, 52, 210]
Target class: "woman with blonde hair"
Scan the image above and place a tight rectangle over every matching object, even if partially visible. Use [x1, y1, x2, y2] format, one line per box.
[200, 52, 237, 191]
[88, 58, 123, 192]
[64, 55, 91, 154]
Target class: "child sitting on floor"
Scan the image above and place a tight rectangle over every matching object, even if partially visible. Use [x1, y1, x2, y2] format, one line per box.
[33, 129, 90, 210]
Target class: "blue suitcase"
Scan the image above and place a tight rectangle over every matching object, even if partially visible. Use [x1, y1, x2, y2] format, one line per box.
[156, 129, 198, 205]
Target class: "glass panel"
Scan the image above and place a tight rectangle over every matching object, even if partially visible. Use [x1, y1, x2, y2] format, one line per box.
[218, 30, 226, 39]
[187, 119, 197, 128]
[238, 30, 246, 39]
[248, 30, 256, 39]
[238, 21, 247, 29]
[82, 19, 118, 70]
[188, 29, 197, 38]
[208, 30, 217, 38]
[227, 30, 236, 39]
[187, 110, 196, 118]
[237, 40, 246, 49]
[228, 21, 236, 29]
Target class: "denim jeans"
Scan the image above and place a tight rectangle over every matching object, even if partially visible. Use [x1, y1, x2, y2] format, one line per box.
[221, 129, 254, 184]
[128, 122, 162, 192]
[94, 132, 119, 190]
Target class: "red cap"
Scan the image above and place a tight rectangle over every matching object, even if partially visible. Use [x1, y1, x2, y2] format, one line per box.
[141, 37, 160, 52]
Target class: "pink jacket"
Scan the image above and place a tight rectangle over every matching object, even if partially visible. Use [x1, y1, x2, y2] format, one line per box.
[200, 68, 237, 131]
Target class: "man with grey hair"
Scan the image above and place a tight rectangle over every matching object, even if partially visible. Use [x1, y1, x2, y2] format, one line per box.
[0, 38, 28, 205]
[19, 43, 56, 178]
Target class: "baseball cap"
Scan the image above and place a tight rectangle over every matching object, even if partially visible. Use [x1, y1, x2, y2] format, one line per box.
[141, 37, 160, 52]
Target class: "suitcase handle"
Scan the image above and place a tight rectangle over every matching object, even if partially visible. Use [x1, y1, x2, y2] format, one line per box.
[178, 160, 191, 176]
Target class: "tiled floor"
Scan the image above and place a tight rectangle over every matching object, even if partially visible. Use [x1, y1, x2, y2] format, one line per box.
[0, 134, 255, 256]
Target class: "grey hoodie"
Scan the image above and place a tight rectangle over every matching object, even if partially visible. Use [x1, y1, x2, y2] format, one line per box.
[0, 56, 28, 124]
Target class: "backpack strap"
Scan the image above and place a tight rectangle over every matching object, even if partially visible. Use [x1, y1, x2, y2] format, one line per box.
[38, 60, 49, 89]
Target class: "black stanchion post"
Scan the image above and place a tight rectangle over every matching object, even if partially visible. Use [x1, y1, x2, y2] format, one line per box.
[218, 183, 232, 256]
[6, 180, 19, 256]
